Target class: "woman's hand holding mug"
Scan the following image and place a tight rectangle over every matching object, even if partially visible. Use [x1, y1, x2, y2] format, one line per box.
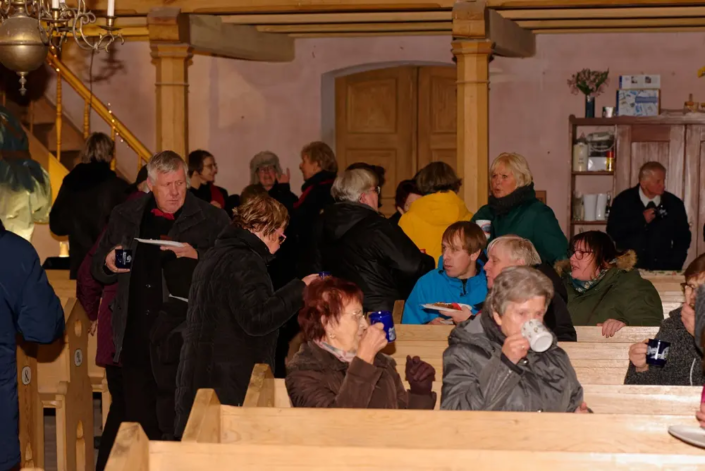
[356, 323, 388, 365]
[502, 333, 530, 364]
[628, 339, 649, 373]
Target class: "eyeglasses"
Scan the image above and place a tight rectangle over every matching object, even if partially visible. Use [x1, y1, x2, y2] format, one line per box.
[569, 249, 594, 260]
[370, 186, 381, 196]
[681, 282, 698, 293]
[204, 163, 218, 170]
[257, 166, 275, 173]
[277, 232, 287, 244]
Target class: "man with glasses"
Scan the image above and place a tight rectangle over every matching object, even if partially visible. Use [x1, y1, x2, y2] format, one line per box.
[607, 161, 691, 270]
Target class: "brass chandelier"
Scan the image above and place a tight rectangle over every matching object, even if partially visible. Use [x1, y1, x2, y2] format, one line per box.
[0, 0, 123, 95]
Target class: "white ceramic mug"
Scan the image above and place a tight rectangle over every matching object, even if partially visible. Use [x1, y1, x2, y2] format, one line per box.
[583, 194, 598, 221]
[521, 319, 553, 353]
[475, 219, 492, 239]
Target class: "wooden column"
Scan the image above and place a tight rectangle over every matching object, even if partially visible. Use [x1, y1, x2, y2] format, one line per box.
[148, 8, 192, 158]
[452, 40, 492, 212]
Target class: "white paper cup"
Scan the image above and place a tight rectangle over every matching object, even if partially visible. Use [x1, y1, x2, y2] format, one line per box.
[475, 219, 492, 239]
[521, 319, 553, 353]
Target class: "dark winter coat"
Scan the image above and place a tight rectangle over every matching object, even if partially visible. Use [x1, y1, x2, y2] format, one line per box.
[472, 185, 567, 265]
[91, 193, 230, 362]
[441, 310, 583, 412]
[173, 225, 306, 437]
[557, 251, 663, 327]
[49, 161, 130, 278]
[607, 185, 691, 271]
[290, 170, 336, 275]
[286, 341, 436, 409]
[268, 182, 298, 214]
[314, 202, 434, 312]
[624, 307, 704, 386]
[0, 220, 64, 470]
[536, 262, 577, 342]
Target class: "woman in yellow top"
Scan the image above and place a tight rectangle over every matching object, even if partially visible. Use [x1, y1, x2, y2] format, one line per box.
[399, 162, 473, 264]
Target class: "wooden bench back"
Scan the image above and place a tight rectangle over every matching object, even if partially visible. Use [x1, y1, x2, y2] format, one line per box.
[106, 422, 705, 471]
[243, 364, 701, 415]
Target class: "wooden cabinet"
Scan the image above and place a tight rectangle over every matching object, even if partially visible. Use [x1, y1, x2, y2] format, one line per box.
[569, 115, 705, 267]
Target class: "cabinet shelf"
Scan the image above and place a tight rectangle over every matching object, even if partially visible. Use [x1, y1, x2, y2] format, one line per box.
[572, 171, 614, 176]
[571, 221, 608, 226]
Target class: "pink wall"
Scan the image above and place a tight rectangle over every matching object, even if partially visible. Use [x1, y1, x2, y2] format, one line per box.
[50, 32, 705, 236]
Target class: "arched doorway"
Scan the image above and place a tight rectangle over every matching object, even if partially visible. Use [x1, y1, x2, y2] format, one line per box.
[334, 66, 456, 215]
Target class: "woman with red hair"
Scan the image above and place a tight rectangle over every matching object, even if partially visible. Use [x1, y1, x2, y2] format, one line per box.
[286, 276, 436, 409]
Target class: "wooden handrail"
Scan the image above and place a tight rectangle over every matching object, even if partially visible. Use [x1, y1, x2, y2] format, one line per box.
[45, 52, 152, 168]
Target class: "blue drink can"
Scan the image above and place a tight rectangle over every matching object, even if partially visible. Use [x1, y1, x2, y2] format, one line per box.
[318, 271, 331, 278]
[369, 311, 396, 342]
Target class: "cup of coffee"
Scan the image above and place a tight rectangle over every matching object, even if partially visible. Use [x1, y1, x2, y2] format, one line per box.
[521, 319, 552, 353]
[369, 311, 396, 343]
[646, 339, 670, 367]
[115, 248, 133, 270]
[475, 219, 492, 239]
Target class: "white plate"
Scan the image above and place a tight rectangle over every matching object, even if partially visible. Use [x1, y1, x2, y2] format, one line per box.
[668, 425, 705, 448]
[135, 238, 185, 248]
[421, 303, 471, 313]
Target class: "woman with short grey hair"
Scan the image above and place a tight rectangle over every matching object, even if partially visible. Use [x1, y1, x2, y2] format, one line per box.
[249, 150, 297, 213]
[311, 167, 434, 312]
[442, 266, 586, 412]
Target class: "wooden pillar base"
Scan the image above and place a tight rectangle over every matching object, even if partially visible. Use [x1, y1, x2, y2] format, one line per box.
[452, 39, 492, 213]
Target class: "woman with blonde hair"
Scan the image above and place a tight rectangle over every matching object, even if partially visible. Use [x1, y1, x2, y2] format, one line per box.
[399, 161, 473, 264]
[472, 152, 567, 264]
[173, 195, 319, 436]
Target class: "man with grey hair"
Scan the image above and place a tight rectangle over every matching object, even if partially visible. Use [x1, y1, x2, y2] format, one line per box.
[92, 150, 229, 441]
[470, 235, 576, 341]
[607, 161, 690, 270]
[310, 168, 434, 312]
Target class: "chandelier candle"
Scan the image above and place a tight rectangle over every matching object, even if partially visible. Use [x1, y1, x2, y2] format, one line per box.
[52, 0, 59, 8]
[108, 0, 115, 17]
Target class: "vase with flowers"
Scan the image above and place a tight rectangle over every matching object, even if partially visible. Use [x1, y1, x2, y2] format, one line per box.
[568, 69, 610, 118]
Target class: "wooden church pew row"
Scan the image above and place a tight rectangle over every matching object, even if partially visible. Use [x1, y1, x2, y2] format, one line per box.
[47, 270, 110, 427]
[17, 339, 43, 470]
[183, 389, 704, 456]
[394, 325, 661, 343]
[105, 423, 705, 471]
[243, 364, 702, 415]
[37, 298, 95, 471]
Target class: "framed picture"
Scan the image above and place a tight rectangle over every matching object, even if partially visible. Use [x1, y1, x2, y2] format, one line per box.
[536, 190, 547, 205]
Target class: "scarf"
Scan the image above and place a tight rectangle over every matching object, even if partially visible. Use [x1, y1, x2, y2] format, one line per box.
[151, 208, 175, 220]
[570, 266, 610, 293]
[488, 183, 536, 216]
[209, 183, 225, 208]
[315, 340, 357, 363]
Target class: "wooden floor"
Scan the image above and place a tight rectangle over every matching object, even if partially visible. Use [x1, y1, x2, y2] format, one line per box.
[43, 395, 102, 471]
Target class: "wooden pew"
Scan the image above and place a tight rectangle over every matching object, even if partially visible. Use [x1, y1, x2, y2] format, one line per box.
[106, 422, 705, 471]
[185, 389, 705, 457]
[17, 339, 43, 470]
[47, 270, 111, 426]
[37, 298, 95, 471]
[244, 364, 702, 415]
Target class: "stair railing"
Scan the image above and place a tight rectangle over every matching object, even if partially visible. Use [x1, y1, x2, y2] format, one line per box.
[45, 50, 152, 172]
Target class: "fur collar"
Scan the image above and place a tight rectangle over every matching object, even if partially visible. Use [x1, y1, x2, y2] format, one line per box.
[555, 250, 637, 277]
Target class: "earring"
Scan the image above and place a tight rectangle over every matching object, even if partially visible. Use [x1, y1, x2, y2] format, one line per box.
[329, 333, 336, 340]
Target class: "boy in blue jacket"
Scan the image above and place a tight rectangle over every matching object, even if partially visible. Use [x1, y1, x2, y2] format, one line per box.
[0, 218, 64, 469]
[403, 222, 488, 325]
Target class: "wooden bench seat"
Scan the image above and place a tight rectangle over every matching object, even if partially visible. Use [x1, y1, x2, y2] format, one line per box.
[106, 422, 705, 471]
[244, 364, 702, 415]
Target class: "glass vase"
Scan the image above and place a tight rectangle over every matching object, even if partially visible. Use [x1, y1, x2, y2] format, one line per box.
[585, 95, 595, 118]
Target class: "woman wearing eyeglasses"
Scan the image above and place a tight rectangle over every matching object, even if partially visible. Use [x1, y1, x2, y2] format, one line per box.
[624, 254, 705, 386]
[187, 150, 234, 212]
[556, 231, 662, 338]
[310, 168, 434, 312]
[173, 195, 319, 437]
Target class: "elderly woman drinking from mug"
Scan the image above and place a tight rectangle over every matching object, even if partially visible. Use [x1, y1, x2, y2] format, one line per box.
[557, 231, 662, 338]
[472, 153, 567, 264]
[625, 253, 705, 386]
[442, 266, 586, 412]
[286, 276, 437, 409]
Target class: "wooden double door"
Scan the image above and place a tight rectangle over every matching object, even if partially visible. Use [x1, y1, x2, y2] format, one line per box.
[614, 119, 705, 266]
[335, 66, 457, 216]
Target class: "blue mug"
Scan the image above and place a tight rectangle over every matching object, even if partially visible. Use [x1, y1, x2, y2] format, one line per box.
[369, 311, 396, 343]
[646, 339, 670, 367]
[115, 248, 133, 269]
[318, 272, 331, 278]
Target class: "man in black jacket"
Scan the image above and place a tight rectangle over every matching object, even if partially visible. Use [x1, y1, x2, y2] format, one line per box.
[607, 161, 691, 271]
[313, 168, 435, 311]
[92, 151, 229, 440]
[484, 235, 576, 341]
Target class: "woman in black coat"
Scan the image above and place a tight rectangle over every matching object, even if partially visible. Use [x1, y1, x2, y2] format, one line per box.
[49, 132, 129, 278]
[173, 195, 317, 437]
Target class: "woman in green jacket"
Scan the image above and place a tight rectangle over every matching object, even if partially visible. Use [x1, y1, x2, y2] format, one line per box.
[471, 152, 567, 264]
[557, 231, 663, 338]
